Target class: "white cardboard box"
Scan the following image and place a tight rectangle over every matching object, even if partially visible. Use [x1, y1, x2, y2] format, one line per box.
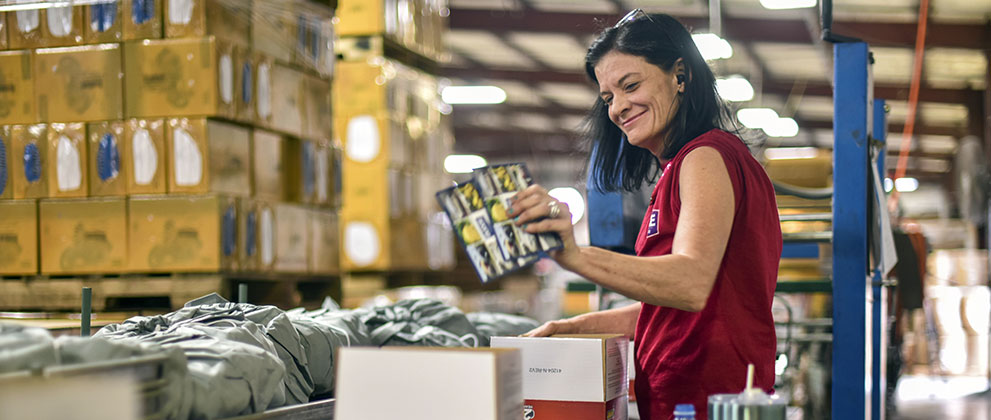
[334, 347, 523, 420]
[490, 334, 629, 420]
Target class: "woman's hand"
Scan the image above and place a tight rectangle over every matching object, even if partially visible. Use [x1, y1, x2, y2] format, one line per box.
[508, 184, 581, 270]
[523, 319, 579, 337]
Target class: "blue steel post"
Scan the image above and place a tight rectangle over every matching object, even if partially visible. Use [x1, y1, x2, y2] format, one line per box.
[871, 99, 887, 420]
[832, 42, 873, 419]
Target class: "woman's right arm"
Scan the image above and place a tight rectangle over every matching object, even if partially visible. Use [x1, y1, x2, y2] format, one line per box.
[524, 302, 641, 338]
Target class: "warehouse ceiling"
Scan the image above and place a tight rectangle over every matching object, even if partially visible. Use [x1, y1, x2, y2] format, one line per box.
[442, 0, 991, 186]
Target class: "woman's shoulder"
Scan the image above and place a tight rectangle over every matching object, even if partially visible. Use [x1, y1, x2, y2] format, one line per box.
[676, 129, 746, 160]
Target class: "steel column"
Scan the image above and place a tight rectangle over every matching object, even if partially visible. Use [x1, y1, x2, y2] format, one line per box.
[871, 98, 888, 420]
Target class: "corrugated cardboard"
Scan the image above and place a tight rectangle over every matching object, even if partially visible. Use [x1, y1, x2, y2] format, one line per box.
[10, 124, 48, 199]
[333, 60, 389, 117]
[489, 335, 629, 420]
[128, 194, 233, 273]
[7, 8, 44, 49]
[284, 138, 316, 203]
[303, 75, 332, 141]
[41, 5, 84, 47]
[255, 200, 275, 271]
[122, 0, 162, 41]
[0, 200, 38, 275]
[250, 0, 294, 64]
[39, 198, 127, 275]
[273, 203, 308, 273]
[251, 129, 284, 201]
[206, 119, 251, 196]
[292, 5, 334, 77]
[165, 117, 209, 194]
[308, 208, 339, 275]
[329, 142, 343, 209]
[123, 118, 166, 194]
[35, 44, 123, 122]
[0, 127, 12, 200]
[253, 55, 274, 127]
[123, 36, 219, 118]
[213, 40, 236, 120]
[0, 50, 35, 125]
[337, 114, 389, 269]
[46, 122, 88, 198]
[313, 142, 331, 206]
[334, 347, 524, 420]
[269, 64, 304, 137]
[233, 45, 255, 123]
[0, 12, 7, 50]
[163, 0, 205, 38]
[205, 0, 250, 46]
[83, 2, 123, 43]
[87, 121, 127, 197]
[237, 197, 258, 271]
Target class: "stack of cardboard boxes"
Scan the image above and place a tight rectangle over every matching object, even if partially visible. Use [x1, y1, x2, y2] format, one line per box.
[333, 1, 456, 274]
[0, 0, 341, 281]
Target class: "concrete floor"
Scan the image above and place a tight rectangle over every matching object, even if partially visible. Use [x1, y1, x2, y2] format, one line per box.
[891, 376, 991, 420]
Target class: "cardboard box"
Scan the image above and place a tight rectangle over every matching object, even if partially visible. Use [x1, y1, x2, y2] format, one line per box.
[46, 122, 88, 198]
[10, 124, 48, 199]
[250, 0, 294, 64]
[123, 36, 219, 118]
[0, 12, 7, 50]
[165, 117, 251, 196]
[214, 40, 236, 120]
[269, 64, 304, 137]
[87, 121, 127, 197]
[165, 117, 208, 193]
[206, 119, 251, 196]
[35, 44, 123, 123]
[333, 60, 391, 117]
[123, 118, 166, 194]
[164, 0, 249, 46]
[8, 8, 45, 49]
[284, 138, 316, 203]
[39, 198, 127, 275]
[84, 2, 123, 43]
[128, 194, 236, 272]
[0, 50, 36, 125]
[41, 5, 84, 47]
[313, 142, 331, 206]
[308, 208, 339, 275]
[336, 113, 393, 270]
[233, 45, 255, 123]
[122, 0, 162, 41]
[334, 347, 524, 420]
[293, 5, 334, 77]
[335, 0, 385, 36]
[490, 335, 629, 420]
[251, 129, 284, 201]
[0, 127, 12, 200]
[163, 0, 205, 39]
[0, 200, 38, 275]
[237, 197, 258, 271]
[273, 203, 308, 273]
[329, 143, 343, 209]
[303, 75, 332, 140]
[253, 55, 274, 127]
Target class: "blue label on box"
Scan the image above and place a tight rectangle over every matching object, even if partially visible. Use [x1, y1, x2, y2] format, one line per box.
[92, 1, 117, 32]
[131, 0, 154, 24]
[0, 138, 6, 196]
[245, 211, 257, 257]
[222, 205, 236, 257]
[242, 62, 253, 104]
[303, 142, 315, 197]
[97, 133, 121, 181]
[23, 143, 41, 183]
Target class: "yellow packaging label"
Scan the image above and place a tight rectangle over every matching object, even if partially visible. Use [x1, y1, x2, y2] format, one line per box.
[0, 50, 36, 125]
[165, 117, 210, 194]
[128, 195, 224, 273]
[0, 200, 38, 275]
[39, 198, 127, 275]
[41, 5, 84, 47]
[35, 44, 123, 122]
[123, 36, 219, 118]
[252, 129, 284, 201]
[123, 0, 162, 41]
[84, 2, 123, 43]
[46, 122, 88, 198]
[206, 119, 251, 197]
[335, 0, 384, 36]
[10, 124, 48, 199]
[123, 118, 166, 194]
[7, 8, 44, 49]
[87, 121, 127, 197]
[308, 208, 339, 275]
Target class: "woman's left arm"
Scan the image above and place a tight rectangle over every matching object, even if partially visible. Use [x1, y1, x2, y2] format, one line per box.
[515, 147, 736, 311]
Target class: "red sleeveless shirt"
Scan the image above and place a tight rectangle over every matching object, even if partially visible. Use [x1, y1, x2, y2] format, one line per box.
[633, 129, 781, 419]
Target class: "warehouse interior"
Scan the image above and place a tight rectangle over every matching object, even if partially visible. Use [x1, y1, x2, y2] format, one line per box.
[0, 0, 989, 419]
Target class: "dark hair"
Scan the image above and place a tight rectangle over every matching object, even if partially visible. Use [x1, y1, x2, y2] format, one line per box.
[583, 13, 732, 192]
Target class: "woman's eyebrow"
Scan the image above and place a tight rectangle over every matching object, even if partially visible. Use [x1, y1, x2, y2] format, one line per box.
[600, 72, 641, 96]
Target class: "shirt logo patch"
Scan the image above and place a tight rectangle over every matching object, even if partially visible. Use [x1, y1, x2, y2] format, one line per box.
[646, 209, 659, 238]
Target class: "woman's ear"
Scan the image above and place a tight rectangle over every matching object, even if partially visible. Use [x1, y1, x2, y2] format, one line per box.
[674, 58, 687, 93]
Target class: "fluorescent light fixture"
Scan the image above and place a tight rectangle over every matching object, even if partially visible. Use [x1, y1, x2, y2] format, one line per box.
[760, 0, 817, 10]
[548, 187, 585, 225]
[764, 147, 819, 160]
[443, 154, 487, 174]
[737, 108, 779, 129]
[884, 178, 893, 192]
[441, 86, 507, 105]
[691, 33, 733, 61]
[716, 76, 754, 102]
[895, 177, 919, 193]
[764, 117, 799, 137]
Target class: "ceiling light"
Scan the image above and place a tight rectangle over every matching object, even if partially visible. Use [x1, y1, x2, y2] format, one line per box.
[548, 187, 585, 225]
[759, 0, 817, 10]
[716, 76, 754, 102]
[764, 147, 819, 160]
[441, 86, 506, 105]
[737, 108, 779, 129]
[764, 117, 799, 137]
[691, 33, 733, 61]
[443, 154, 487, 174]
[884, 178, 894, 192]
[895, 177, 919, 193]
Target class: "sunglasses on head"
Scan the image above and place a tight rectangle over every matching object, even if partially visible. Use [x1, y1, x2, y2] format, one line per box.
[613, 8, 656, 29]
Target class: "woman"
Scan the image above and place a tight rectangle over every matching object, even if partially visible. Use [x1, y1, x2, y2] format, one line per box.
[508, 10, 782, 419]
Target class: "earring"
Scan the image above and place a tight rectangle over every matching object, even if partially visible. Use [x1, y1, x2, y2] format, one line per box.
[676, 74, 685, 84]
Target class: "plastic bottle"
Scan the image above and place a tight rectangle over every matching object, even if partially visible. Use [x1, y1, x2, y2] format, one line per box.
[673, 403, 696, 420]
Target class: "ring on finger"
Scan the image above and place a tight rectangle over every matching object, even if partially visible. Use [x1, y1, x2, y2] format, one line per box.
[548, 201, 561, 219]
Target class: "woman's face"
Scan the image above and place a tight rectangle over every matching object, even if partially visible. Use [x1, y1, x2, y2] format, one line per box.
[594, 51, 682, 157]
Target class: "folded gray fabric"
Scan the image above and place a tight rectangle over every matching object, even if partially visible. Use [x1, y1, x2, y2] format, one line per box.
[0, 323, 57, 374]
[355, 299, 481, 347]
[466, 312, 541, 346]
